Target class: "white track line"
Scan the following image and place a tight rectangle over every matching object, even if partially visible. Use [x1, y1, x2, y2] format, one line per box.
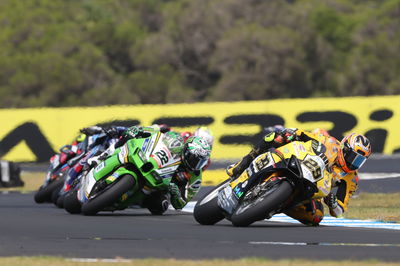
[358, 172, 400, 180]
[183, 202, 400, 230]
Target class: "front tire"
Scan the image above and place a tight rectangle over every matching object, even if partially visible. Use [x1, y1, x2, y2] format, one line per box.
[231, 180, 293, 227]
[34, 177, 64, 204]
[81, 175, 135, 216]
[193, 178, 230, 225]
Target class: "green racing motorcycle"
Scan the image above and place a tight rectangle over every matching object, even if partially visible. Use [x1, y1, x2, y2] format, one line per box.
[64, 131, 183, 215]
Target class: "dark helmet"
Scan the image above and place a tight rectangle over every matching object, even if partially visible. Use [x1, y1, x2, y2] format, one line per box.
[182, 136, 211, 171]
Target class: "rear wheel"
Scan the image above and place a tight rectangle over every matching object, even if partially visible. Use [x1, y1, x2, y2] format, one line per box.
[34, 178, 64, 204]
[193, 178, 230, 225]
[64, 190, 81, 214]
[231, 180, 293, 227]
[81, 175, 135, 216]
[55, 194, 65, 208]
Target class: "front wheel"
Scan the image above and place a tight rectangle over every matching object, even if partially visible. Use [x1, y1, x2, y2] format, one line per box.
[34, 177, 64, 204]
[230, 180, 293, 227]
[193, 178, 230, 225]
[81, 175, 135, 216]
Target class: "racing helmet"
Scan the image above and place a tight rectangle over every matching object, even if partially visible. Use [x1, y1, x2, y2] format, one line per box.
[180, 131, 192, 142]
[182, 136, 211, 171]
[338, 133, 372, 172]
[193, 126, 214, 147]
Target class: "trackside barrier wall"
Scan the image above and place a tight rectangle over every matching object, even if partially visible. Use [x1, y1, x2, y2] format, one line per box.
[0, 96, 398, 162]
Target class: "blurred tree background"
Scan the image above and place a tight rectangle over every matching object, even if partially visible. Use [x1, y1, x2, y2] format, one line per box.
[0, 0, 398, 107]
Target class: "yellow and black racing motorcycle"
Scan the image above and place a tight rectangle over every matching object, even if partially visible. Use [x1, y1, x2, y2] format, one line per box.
[193, 140, 332, 227]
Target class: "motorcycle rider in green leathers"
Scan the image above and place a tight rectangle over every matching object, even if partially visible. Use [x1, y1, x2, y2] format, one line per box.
[87, 125, 212, 213]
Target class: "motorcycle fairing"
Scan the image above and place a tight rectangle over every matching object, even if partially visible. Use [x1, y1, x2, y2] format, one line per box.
[221, 140, 332, 213]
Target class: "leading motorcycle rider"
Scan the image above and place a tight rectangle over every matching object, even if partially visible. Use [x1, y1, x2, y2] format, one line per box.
[87, 124, 212, 214]
[226, 127, 372, 226]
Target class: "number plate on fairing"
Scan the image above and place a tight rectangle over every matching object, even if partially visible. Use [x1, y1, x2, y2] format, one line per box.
[218, 186, 238, 215]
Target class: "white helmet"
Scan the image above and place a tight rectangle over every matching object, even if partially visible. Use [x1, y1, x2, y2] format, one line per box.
[193, 127, 214, 147]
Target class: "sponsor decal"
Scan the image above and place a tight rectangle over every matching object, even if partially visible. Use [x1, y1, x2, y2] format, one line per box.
[94, 162, 105, 172]
[141, 138, 150, 152]
[0, 96, 399, 162]
[118, 145, 128, 164]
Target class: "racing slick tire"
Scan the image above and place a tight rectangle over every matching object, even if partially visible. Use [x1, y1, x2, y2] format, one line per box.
[64, 190, 82, 214]
[193, 178, 230, 225]
[81, 175, 135, 216]
[231, 180, 293, 227]
[34, 178, 64, 204]
[55, 194, 65, 208]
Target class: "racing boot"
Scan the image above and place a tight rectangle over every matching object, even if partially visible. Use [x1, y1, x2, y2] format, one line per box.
[284, 199, 324, 226]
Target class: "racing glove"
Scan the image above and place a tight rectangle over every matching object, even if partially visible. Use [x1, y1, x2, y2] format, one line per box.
[103, 127, 120, 138]
[168, 182, 186, 210]
[272, 128, 297, 145]
[226, 163, 239, 178]
[86, 152, 109, 168]
[80, 126, 104, 136]
[123, 126, 144, 139]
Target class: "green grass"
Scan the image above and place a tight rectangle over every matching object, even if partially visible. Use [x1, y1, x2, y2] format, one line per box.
[344, 193, 400, 222]
[3, 171, 45, 193]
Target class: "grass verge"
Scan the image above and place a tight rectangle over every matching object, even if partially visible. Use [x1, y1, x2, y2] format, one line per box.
[344, 193, 400, 222]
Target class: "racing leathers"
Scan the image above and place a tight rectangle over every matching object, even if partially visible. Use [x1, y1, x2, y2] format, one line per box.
[227, 128, 359, 225]
[88, 125, 203, 212]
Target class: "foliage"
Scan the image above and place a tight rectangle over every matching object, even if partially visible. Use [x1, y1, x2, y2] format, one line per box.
[0, 0, 399, 107]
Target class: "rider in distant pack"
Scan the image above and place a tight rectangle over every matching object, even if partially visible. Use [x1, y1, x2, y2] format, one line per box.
[88, 125, 212, 213]
[60, 125, 128, 193]
[226, 127, 372, 226]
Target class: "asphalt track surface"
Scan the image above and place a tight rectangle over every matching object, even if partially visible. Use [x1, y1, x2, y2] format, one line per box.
[2, 156, 399, 261]
[0, 190, 399, 261]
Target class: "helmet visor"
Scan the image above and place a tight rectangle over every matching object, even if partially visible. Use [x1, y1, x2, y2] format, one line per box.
[193, 157, 208, 171]
[344, 145, 367, 171]
[184, 152, 208, 171]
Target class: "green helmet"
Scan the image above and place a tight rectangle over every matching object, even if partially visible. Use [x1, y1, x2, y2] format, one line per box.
[182, 136, 211, 171]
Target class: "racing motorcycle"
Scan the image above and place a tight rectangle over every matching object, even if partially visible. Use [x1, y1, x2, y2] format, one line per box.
[53, 133, 118, 208]
[63, 131, 180, 216]
[35, 132, 110, 205]
[193, 140, 332, 227]
[33, 145, 77, 203]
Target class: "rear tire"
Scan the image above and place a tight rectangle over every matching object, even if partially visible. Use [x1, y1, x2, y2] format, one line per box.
[34, 178, 64, 204]
[64, 190, 81, 214]
[231, 180, 293, 227]
[193, 178, 230, 225]
[56, 194, 65, 208]
[81, 175, 135, 216]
